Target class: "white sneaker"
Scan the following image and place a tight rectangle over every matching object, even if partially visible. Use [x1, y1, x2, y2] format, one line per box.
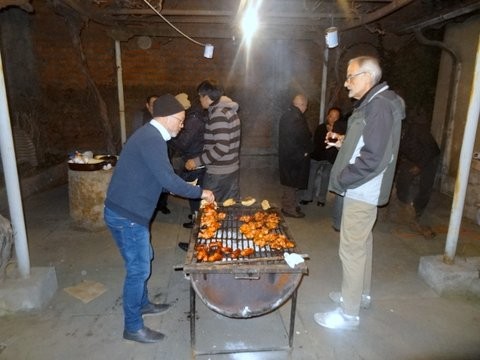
[313, 307, 359, 330]
[329, 291, 371, 309]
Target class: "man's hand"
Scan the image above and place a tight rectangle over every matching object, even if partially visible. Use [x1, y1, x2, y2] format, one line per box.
[185, 159, 197, 171]
[325, 131, 344, 149]
[201, 189, 215, 203]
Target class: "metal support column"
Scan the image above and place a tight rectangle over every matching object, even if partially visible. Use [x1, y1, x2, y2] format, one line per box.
[443, 35, 480, 263]
[0, 50, 30, 278]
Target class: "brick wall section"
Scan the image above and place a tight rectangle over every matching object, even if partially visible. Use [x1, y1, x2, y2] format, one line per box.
[30, 2, 327, 159]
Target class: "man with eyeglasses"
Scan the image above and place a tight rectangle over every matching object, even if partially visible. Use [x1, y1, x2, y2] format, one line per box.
[314, 56, 405, 330]
[104, 93, 215, 343]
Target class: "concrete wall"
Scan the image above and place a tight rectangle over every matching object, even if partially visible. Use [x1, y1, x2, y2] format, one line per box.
[431, 15, 480, 221]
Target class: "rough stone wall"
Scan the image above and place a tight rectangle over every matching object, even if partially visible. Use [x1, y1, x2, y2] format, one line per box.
[68, 168, 113, 230]
[469, 160, 480, 224]
[0, 215, 13, 283]
[431, 15, 480, 221]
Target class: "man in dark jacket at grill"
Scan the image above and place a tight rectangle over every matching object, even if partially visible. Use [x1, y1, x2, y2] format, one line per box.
[104, 94, 214, 344]
[169, 95, 207, 229]
[278, 94, 312, 218]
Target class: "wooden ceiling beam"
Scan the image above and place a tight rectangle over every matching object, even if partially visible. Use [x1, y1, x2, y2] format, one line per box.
[0, 0, 33, 12]
[106, 9, 355, 20]
[107, 22, 320, 41]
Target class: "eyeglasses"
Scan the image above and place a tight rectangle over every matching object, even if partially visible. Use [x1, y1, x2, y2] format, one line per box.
[345, 71, 366, 82]
[170, 115, 184, 126]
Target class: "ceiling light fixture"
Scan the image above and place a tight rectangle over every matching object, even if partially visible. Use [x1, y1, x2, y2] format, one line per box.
[142, 0, 214, 59]
[241, 1, 260, 46]
[325, 27, 339, 48]
[325, 15, 339, 48]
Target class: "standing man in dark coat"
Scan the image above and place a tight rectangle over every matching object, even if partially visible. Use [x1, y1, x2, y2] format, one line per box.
[278, 94, 312, 218]
[395, 115, 440, 220]
[169, 94, 207, 228]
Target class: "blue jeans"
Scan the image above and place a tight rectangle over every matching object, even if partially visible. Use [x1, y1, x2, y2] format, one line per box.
[104, 206, 152, 332]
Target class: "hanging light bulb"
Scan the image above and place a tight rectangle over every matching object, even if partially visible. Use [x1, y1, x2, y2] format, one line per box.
[241, 2, 260, 45]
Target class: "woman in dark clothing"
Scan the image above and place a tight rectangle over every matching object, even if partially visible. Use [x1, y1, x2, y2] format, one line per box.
[301, 107, 345, 207]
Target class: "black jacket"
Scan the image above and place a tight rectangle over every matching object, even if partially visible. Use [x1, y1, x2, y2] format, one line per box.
[399, 122, 440, 169]
[169, 105, 207, 161]
[311, 120, 347, 163]
[278, 106, 312, 188]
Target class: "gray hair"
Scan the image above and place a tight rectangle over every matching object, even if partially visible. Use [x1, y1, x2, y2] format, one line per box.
[349, 56, 382, 85]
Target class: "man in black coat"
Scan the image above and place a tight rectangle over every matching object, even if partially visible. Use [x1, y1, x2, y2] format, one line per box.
[396, 116, 440, 220]
[278, 94, 312, 218]
[169, 95, 207, 228]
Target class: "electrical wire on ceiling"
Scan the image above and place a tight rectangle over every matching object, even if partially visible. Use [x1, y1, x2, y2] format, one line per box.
[142, 0, 205, 47]
[303, 0, 323, 12]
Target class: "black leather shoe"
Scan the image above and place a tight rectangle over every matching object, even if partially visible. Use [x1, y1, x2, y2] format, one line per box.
[299, 200, 312, 205]
[183, 221, 194, 229]
[141, 302, 171, 316]
[158, 206, 171, 214]
[178, 242, 189, 251]
[281, 209, 305, 218]
[123, 326, 165, 343]
[317, 201, 325, 207]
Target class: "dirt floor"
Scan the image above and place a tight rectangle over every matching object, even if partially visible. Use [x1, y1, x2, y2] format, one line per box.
[0, 168, 479, 359]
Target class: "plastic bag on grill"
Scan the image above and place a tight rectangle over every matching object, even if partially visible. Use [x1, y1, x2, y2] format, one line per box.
[284, 252, 305, 268]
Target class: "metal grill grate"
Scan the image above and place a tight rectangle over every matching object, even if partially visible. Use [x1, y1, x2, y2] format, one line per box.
[184, 205, 305, 271]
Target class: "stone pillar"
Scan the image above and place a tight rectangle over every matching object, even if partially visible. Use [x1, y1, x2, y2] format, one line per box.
[68, 168, 113, 231]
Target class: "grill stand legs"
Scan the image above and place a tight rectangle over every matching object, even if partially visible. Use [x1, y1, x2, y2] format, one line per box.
[190, 284, 196, 352]
[288, 289, 297, 348]
[189, 283, 298, 358]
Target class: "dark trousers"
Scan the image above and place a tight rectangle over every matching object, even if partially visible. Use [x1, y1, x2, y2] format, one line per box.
[396, 157, 438, 217]
[203, 170, 240, 203]
[281, 185, 299, 214]
[156, 192, 169, 209]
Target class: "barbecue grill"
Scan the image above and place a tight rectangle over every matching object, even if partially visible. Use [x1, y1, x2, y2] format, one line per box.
[183, 204, 308, 357]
